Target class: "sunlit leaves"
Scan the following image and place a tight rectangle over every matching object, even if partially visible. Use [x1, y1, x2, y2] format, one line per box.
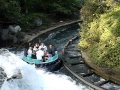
[79, 39, 90, 49]
[80, 0, 120, 71]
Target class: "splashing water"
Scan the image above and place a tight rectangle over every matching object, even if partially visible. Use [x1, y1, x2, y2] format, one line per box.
[0, 49, 89, 90]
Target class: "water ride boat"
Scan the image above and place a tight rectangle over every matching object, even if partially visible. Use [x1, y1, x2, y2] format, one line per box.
[22, 51, 63, 71]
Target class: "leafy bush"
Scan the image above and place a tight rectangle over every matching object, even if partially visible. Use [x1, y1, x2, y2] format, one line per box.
[79, 39, 90, 49]
[80, 0, 120, 71]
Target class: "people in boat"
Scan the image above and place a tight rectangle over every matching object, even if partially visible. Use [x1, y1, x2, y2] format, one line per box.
[47, 44, 57, 56]
[36, 43, 39, 48]
[24, 48, 28, 57]
[39, 43, 47, 52]
[25, 42, 57, 61]
[31, 50, 37, 59]
[24, 43, 31, 57]
[33, 43, 39, 51]
[24, 45, 28, 57]
[36, 48, 45, 60]
[27, 47, 33, 57]
[44, 51, 52, 60]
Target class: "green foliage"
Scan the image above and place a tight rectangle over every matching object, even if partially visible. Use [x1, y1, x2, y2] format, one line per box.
[0, 0, 21, 22]
[79, 39, 90, 49]
[80, 0, 120, 71]
[101, 43, 120, 67]
[0, 0, 81, 30]
[19, 13, 52, 32]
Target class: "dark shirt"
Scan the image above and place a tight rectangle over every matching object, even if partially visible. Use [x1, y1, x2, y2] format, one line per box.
[32, 54, 36, 59]
[47, 47, 57, 56]
[24, 48, 28, 56]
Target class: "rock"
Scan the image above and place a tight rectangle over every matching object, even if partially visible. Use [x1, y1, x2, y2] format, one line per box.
[16, 32, 26, 42]
[59, 21, 63, 23]
[9, 25, 21, 33]
[1, 29, 9, 40]
[7, 69, 22, 81]
[14, 25, 21, 32]
[34, 18, 42, 26]
[8, 34, 17, 43]
[0, 67, 23, 89]
[0, 25, 24, 45]
[0, 67, 7, 88]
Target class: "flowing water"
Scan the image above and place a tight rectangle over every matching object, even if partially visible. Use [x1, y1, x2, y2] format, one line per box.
[0, 49, 88, 90]
[0, 24, 90, 90]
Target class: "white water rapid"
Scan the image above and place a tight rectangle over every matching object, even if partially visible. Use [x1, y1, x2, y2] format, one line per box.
[0, 49, 89, 90]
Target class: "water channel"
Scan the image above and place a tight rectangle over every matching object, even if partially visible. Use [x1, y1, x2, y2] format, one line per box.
[0, 24, 120, 90]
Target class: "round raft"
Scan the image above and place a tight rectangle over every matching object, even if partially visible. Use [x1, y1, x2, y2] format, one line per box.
[22, 51, 63, 71]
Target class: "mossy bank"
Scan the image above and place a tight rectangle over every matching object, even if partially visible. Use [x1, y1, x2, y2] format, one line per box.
[79, 0, 120, 83]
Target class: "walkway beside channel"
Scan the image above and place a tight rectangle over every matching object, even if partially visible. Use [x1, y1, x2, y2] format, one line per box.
[62, 36, 119, 90]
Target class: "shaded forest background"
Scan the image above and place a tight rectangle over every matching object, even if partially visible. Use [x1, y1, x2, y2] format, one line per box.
[0, 0, 82, 31]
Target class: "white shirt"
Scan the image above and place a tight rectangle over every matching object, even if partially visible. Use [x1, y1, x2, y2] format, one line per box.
[39, 45, 47, 52]
[33, 47, 38, 51]
[36, 50, 44, 60]
[27, 49, 32, 56]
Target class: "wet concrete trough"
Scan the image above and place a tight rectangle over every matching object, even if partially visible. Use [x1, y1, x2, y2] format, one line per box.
[62, 36, 120, 90]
